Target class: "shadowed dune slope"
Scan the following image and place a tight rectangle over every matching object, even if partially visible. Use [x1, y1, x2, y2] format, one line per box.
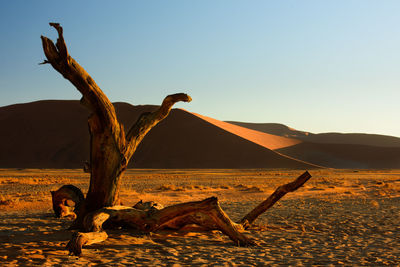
[277, 142, 400, 169]
[228, 121, 400, 148]
[228, 121, 400, 169]
[131, 109, 316, 169]
[0, 100, 316, 169]
[0, 100, 89, 168]
[302, 132, 400, 148]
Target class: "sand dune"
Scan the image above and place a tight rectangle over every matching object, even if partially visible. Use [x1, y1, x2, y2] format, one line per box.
[227, 121, 310, 139]
[0, 100, 315, 169]
[0, 100, 90, 168]
[1, 100, 399, 169]
[131, 108, 315, 169]
[229, 121, 400, 148]
[228, 121, 400, 169]
[277, 142, 400, 169]
[192, 113, 301, 150]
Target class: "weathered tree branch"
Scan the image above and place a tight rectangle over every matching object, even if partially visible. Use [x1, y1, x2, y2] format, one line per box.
[41, 23, 122, 138]
[124, 93, 192, 159]
[239, 171, 311, 228]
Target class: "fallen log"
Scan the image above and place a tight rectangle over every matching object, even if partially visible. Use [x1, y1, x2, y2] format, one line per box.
[65, 172, 310, 256]
[67, 197, 254, 256]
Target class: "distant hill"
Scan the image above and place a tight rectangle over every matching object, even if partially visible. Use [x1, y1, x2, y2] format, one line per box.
[276, 143, 400, 169]
[0, 100, 315, 169]
[227, 121, 400, 168]
[1, 100, 399, 169]
[227, 121, 400, 148]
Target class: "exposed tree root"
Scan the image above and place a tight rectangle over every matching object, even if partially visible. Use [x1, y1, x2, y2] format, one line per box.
[66, 231, 108, 256]
[51, 185, 84, 219]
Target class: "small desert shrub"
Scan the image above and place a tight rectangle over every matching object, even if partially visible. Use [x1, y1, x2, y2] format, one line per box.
[235, 184, 248, 190]
[0, 195, 15, 205]
[194, 185, 205, 190]
[157, 185, 186, 191]
[157, 185, 175, 191]
[219, 185, 231, 189]
[174, 186, 186, 192]
[184, 185, 195, 190]
[234, 184, 263, 192]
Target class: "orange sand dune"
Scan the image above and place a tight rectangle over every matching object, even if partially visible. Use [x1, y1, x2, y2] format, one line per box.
[192, 113, 302, 150]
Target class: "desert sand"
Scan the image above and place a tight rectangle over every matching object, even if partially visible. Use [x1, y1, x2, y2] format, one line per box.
[1, 168, 399, 266]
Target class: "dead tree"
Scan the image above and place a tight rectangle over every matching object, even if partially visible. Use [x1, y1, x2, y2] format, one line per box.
[41, 23, 191, 226]
[41, 23, 312, 256]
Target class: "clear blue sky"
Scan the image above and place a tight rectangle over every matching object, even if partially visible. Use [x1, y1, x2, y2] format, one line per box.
[1, 1, 399, 137]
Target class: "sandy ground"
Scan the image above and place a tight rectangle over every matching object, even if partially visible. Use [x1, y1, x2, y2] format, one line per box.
[0, 169, 399, 266]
